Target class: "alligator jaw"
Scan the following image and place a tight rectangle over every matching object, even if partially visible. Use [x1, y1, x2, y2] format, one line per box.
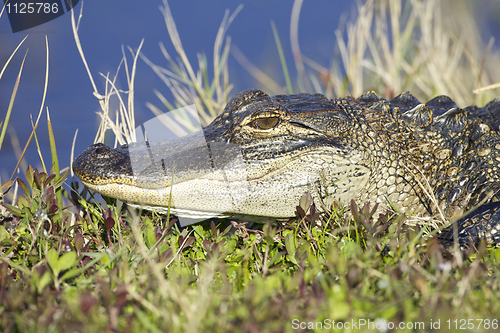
[74, 142, 362, 219]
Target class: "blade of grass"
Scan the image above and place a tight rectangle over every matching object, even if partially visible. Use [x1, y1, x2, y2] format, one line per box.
[9, 105, 44, 181]
[290, 0, 311, 92]
[211, 5, 242, 102]
[70, 128, 79, 177]
[159, 0, 215, 116]
[70, 1, 106, 113]
[47, 109, 63, 210]
[473, 82, 500, 94]
[0, 35, 28, 81]
[474, 37, 494, 91]
[0, 49, 28, 152]
[231, 45, 283, 94]
[271, 21, 293, 94]
[141, 0, 238, 133]
[9, 36, 49, 181]
[0, 0, 6, 18]
[30, 115, 47, 174]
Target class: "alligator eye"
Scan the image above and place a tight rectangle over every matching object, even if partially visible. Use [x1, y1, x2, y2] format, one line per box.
[253, 117, 280, 130]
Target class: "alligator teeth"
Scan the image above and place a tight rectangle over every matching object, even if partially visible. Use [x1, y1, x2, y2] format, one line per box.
[157, 188, 165, 198]
[143, 188, 149, 196]
[97, 185, 103, 192]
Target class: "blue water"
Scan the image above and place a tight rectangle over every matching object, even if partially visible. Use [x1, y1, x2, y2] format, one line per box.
[0, 0, 499, 182]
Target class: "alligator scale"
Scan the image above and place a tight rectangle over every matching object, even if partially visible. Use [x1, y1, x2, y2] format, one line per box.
[73, 89, 500, 247]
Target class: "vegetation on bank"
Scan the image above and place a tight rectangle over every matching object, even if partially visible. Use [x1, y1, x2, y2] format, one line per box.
[1, 0, 500, 331]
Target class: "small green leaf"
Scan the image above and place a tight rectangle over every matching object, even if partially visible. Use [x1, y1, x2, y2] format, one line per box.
[37, 271, 52, 294]
[17, 195, 30, 209]
[0, 238, 13, 247]
[2, 203, 22, 217]
[145, 224, 156, 249]
[43, 174, 56, 188]
[58, 251, 77, 272]
[268, 251, 285, 267]
[491, 248, 500, 262]
[285, 233, 298, 265]
[285, 233, 296, 254]
[342, 240, 361, 258]
[17, 178, 30, 197]
[74, 232, 84, 252]
[46, 248, 59, 274]
[223, 239, 237, 255]
[54, 168, 70, 188]
[0, 226, 9, 241]
[0, 180, 14, 190]
[60, 267, 81, 281]
[25, 165, 34, 187]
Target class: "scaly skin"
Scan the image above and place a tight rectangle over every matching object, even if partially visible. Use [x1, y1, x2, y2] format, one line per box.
[73, 89, 500, 247]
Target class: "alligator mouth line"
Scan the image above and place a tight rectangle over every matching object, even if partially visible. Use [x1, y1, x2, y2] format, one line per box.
[78, 150, 340, 219]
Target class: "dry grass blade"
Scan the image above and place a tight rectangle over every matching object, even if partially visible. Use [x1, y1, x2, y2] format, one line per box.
[0, 48, 28, 153]
[0, 0, 6, 17]
[158, 0, 199, 96]
[70, 129, 79, 177]
[9, 37, 49, 180]
[93, 41, 144, 145]
[290, 0, 311, 92]
[0, 36, 28, 81]
[70, 1, 106, 113]
[71, 2, 140, 146]
[30, 115, 47, 174]
[142, 0, 239, 131]
[231, 45, 284, 94]
[271, 21, 293, 94]
[212, 5, 242, 104]
[93, 69, 123, 144]
[473, 82, 500, 94]
[474, 36, 494, 90]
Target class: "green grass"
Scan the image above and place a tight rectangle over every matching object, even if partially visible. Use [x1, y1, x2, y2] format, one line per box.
[2, 176, 500, 331]
[2, 0, 500, 331]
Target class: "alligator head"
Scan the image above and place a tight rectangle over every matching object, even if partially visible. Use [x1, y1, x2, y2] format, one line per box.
[73, 89, 372, 221]
[73, 89, 500, 236]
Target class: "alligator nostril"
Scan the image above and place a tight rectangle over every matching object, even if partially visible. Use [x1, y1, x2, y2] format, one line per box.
[94, 147, 107, 156]
[93, 146, 111, 158]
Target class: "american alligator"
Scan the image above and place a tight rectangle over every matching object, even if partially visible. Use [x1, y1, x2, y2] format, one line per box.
[73, 89, 500, 248]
